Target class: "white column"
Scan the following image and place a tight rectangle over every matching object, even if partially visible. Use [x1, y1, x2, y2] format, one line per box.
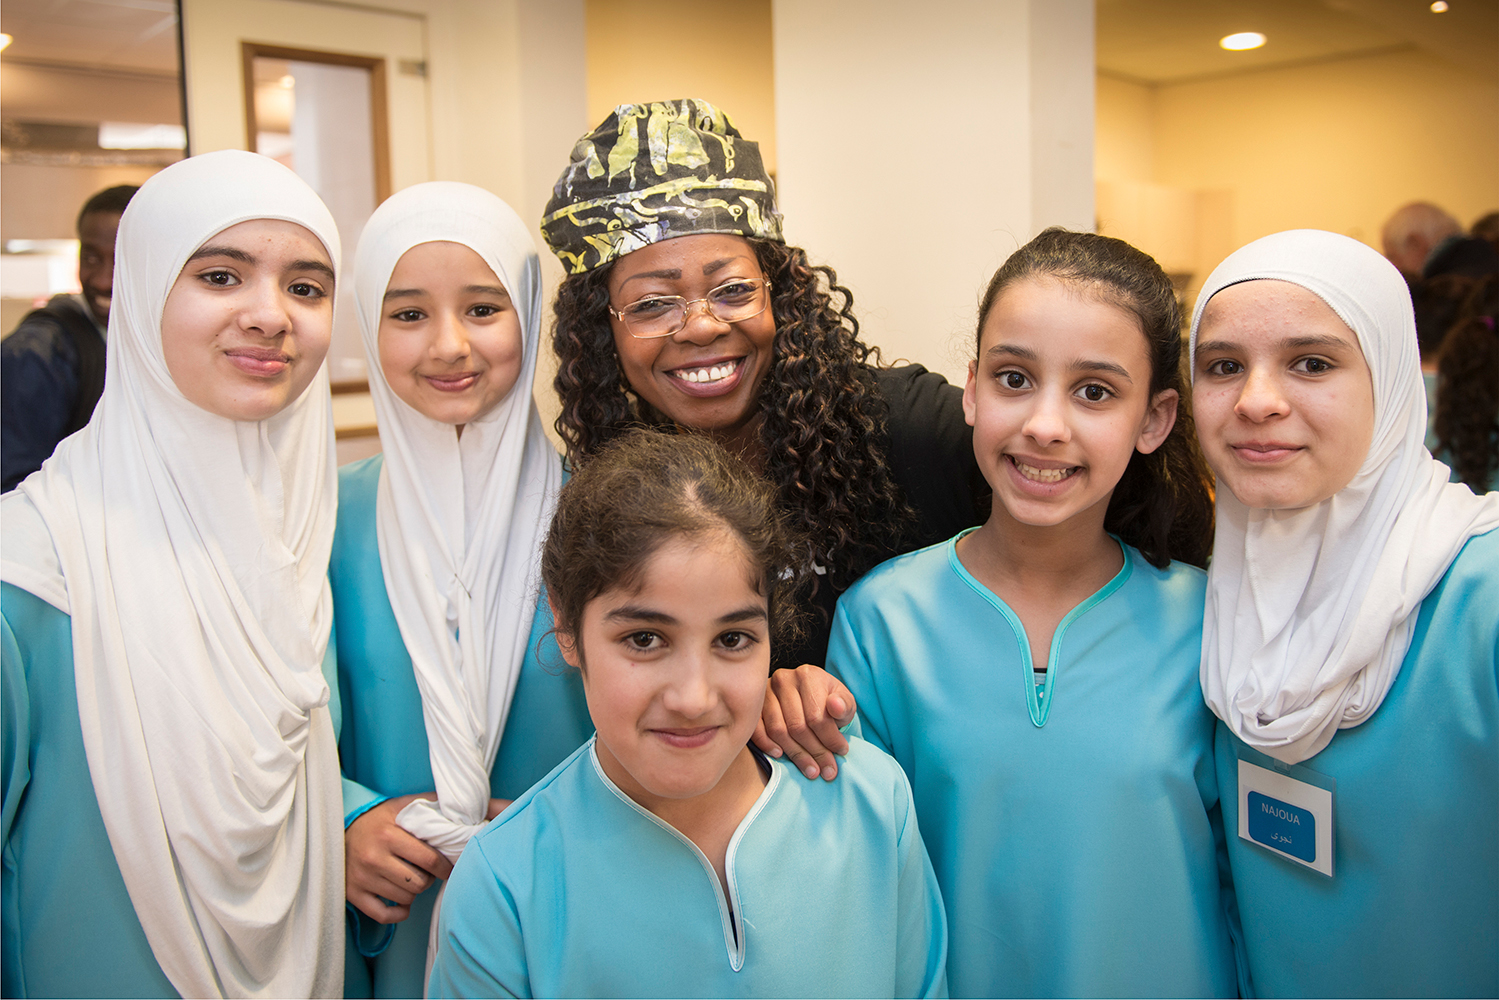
[773, 0, 1094, 384]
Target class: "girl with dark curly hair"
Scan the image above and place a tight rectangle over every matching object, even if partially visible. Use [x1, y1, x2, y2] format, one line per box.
[429, 430, 948, 998]
[540, 99, 984, 779]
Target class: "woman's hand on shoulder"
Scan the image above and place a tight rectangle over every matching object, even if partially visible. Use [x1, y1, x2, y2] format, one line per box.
[345, 792, 455, 924]
[752, 664, 857, 781]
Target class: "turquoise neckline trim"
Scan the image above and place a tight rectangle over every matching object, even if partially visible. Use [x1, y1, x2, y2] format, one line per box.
[946, 529, 1134, 728]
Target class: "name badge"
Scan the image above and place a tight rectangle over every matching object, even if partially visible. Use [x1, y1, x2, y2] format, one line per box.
[1237, 756, 1335, 877]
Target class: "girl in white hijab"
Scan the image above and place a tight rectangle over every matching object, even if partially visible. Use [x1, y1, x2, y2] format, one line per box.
[331, 182, 591, 998]
[1, 149, 344, 998]
[1190, 229, 1499, 998]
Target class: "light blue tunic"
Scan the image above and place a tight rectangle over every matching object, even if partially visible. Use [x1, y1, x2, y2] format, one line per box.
[1217, 528, 1499, 999]
[828, 534, 1238, 999]
[1, 582, 341, 999]
[428, 736, 949, 999]
[333, 454, 595, 999]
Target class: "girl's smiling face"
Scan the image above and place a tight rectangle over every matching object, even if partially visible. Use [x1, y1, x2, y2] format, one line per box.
[160, 219, 334, 421]
[377, 240, 525, 428]
[606, 234, 776, 449]
[963, 276, 1177, 531]
[1193, 279, 1375, 510]
[559, 529, 770, 812]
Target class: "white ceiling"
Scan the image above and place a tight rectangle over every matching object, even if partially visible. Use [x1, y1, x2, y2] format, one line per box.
[1, 0, 179, 75]
[1098, 0, 1499, 84]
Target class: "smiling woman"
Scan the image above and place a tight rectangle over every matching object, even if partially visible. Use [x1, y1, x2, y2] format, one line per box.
[543, 99, 985, 683]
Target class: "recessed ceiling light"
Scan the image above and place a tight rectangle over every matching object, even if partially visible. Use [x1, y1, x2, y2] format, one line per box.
[1220, 31, 1267, 51]
[1430, 1, 1449, 11]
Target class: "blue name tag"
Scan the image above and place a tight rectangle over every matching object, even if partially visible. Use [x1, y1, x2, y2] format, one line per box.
[1247, 791, 1315, 862]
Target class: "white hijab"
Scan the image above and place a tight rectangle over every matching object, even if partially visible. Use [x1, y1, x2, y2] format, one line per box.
[350, 182, 560, 861]
[1190, 229, 1499, 765]
[0, 150, 344, 996]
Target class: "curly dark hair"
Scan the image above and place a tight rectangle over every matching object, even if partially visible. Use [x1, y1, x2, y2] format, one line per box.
[541, 429, 806, 651]
[975, 228, 1215, 569]
[551, 238, 911, 584]
[1434, 274, 1499, 492]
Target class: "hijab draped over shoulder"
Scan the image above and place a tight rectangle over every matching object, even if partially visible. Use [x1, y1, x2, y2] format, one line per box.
[350, 181, 561, 861]
[0, 150, 344, 996]
[1190, 229, 1499, 765]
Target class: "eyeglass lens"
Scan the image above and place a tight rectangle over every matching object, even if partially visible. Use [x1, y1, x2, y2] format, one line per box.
[617, 280, 766, 337]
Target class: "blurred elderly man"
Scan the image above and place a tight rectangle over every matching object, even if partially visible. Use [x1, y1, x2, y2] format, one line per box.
[1381, 201, 1462, 280]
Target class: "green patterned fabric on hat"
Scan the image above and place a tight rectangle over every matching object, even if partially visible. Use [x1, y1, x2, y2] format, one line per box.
[541, 98, 783, 274]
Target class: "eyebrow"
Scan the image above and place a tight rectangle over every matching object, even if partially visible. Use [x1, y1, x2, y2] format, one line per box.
[188, 244, 254, 265]
[291, 259, 336, 280]
[984, 343, 1133, 381]
[616, 256, 752, 290]
[701, 257, 747, 277]
[1195, 334, 1354, 355]
[186, 244, 335, 281]
[601, 604, 768, 626]
[383, 284, 510, 301]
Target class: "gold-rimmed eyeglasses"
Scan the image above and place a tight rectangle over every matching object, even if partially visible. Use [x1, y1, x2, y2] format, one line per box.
[608, 278, 769, 339]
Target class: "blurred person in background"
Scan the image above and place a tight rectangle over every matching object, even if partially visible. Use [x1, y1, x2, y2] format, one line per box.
[1472, 211, 1499, 255]
[2, 185, 137, 491]
[1418, 232, 1499, 360]
[1381, 201, 1461, 281]
[1432, 275, 1499, 493]
[1381, 201, 1499, 360]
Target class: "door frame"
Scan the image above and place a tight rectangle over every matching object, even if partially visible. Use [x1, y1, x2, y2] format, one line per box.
[239, 41, 391, 201]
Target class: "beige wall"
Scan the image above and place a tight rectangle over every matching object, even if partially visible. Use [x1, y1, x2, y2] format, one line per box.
[584, 0, 776, 173]
[1095, 74, 1153, 185]
[1096, 49, 1499, 303]
[775, 0, 1096, 384]
[1154, 49, 1499, 251]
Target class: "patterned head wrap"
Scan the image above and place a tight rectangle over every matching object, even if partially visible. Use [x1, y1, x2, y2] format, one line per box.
[541, 98, 783, 274]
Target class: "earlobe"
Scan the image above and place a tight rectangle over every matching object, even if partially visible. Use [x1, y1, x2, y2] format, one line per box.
[962, 360, 978, 428]
[1135, 388, 1179, 455]
[549, 599, 581, 669]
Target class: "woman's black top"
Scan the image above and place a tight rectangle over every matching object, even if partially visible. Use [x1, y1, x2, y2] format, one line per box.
[773, 363, 987, 671]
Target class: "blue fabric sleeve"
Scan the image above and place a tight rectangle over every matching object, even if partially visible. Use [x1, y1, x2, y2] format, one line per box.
[323, 615, 341, 738]
[2, 611, 29, 851]
[323, 605, 390, 828]
[2, 610, 31, 998]
[826, 601, 891, 754]
[428, 842, 530, 998]
[326, 599, 389, 827]
[893, 766, 950, 999]
[2, 318, 78, 492]
[343, 779, 389, 828]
